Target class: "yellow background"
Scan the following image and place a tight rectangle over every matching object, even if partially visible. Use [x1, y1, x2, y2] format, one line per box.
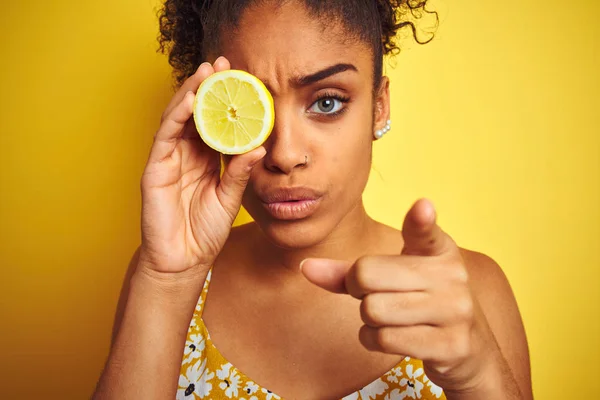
[1, 0, 598, 398]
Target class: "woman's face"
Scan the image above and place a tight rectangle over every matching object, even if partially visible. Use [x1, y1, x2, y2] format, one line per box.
[220, 2, 390, 249]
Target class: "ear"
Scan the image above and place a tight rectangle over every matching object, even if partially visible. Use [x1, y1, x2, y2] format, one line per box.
[373, 76, 391, 139]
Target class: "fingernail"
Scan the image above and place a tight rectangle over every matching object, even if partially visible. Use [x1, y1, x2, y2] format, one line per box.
[197, 62, 211, 72]
[299, 259, 309, 271]
[422, 199, 436, 223]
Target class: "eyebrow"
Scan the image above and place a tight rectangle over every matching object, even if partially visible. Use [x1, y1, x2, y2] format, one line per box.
[292, 63, 358, 87]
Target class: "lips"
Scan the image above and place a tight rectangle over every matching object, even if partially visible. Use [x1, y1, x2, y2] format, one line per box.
[258, 187, 323, 220]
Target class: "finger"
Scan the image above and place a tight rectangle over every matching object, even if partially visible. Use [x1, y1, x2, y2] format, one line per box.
[155, 90, 196, 142]
[300, 258, 353, 294]
[401, 198, 452, 256]
[360, 292, 447, 328]
[149, 91, 196, 162]
[302, 256, 434, 298]
[213, 56, 231, 72]
[181, 118, 201, 139]
[216, 146, 266, 220]
[179, 57, 230, 141]
[359, 324, 440, 360]
[360, 324, 470, 364]
[162, 62, 215, 121]
[345, 255, 434, 298]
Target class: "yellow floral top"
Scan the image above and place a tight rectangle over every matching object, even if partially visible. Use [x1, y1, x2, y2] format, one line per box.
[178, 270, 446, 400]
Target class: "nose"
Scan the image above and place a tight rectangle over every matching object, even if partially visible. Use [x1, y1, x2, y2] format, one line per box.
[263, 110, 308, 175]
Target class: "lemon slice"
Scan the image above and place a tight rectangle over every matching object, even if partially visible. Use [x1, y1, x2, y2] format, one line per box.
[193, 70, 274, 155]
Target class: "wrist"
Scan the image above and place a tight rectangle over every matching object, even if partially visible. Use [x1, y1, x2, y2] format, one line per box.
[132, 263, 207, 309]
[137, 245, 214, 276]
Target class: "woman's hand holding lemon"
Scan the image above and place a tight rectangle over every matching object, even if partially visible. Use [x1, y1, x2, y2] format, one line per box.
[138, 56, 268, 276]
[93, 57, 275, 400]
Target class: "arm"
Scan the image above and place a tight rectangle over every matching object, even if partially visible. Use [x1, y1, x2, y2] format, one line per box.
[301, 199, 533, 400]
[93, 265, 204, 399]
[110, 247, 140, 347]
[444, 250, 533, 400]
[93, 56, 264, 399]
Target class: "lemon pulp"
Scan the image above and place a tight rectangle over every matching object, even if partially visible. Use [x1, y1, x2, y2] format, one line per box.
[193, 70, 274, 155]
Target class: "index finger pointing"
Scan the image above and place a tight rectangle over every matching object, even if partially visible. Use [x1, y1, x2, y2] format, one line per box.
[401, 198, 452, 257]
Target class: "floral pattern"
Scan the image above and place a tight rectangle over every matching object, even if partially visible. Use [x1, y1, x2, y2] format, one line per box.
[423, 375, 444, 399]
[183, 334, 206, 365]
[399, 363, 425, 398]
[217, 363, 242, 398]
[177, 359, 215, 399]
[178, 270, 446, 399]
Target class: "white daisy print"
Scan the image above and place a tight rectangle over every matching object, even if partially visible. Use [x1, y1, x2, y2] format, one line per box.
[423, 374, 443, 398]
[384, 388, 405, 400]
[183, 333, 205, 365]
[399, 364, 425, 399]
[243, 381, 259, 395]
[216, 362, 241, 398]
[386, 367, 404, 384]
[239, 383, 259, 400]
[261, 387, 281, 400]
[177, 359, 214, 399]
[195, 296, 204, 312]
[358, 378, 389, 400]
[195, 359, 215, 398]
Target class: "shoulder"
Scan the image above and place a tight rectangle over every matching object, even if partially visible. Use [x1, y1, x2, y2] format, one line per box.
[459, 248, 510, 294]
[459, 248, 520, 333]
[459, 248, 533, 399]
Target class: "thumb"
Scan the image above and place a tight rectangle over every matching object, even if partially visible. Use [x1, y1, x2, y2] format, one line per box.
[216, 146, 266, 218]
[300, 258, 353, 294]
[402, 198, 450, 256]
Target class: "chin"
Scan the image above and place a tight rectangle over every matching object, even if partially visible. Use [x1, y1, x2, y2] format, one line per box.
[249, 210, 334, 250]
[265, 222, 325, 249]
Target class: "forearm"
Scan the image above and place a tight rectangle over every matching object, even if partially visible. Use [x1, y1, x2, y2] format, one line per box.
[445, 350, 524, 400]
[93, 267, 204, 399]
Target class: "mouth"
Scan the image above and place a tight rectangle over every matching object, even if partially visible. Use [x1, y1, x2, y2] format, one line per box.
[259, 187, 323, 220]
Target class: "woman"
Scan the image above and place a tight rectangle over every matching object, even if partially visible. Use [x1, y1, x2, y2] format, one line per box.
[94, 0, 532, 399]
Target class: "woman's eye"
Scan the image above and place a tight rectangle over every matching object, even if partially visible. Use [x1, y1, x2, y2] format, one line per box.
[309, 97, 344, 114]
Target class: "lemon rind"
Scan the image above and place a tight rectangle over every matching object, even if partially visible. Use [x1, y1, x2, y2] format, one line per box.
[193, 70, 274, 155]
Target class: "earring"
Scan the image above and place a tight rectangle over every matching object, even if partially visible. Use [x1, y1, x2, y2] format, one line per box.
[374, 119, 391, 140]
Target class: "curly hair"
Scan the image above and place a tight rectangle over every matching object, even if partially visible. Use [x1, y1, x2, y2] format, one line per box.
[158, 0, 437, 87]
